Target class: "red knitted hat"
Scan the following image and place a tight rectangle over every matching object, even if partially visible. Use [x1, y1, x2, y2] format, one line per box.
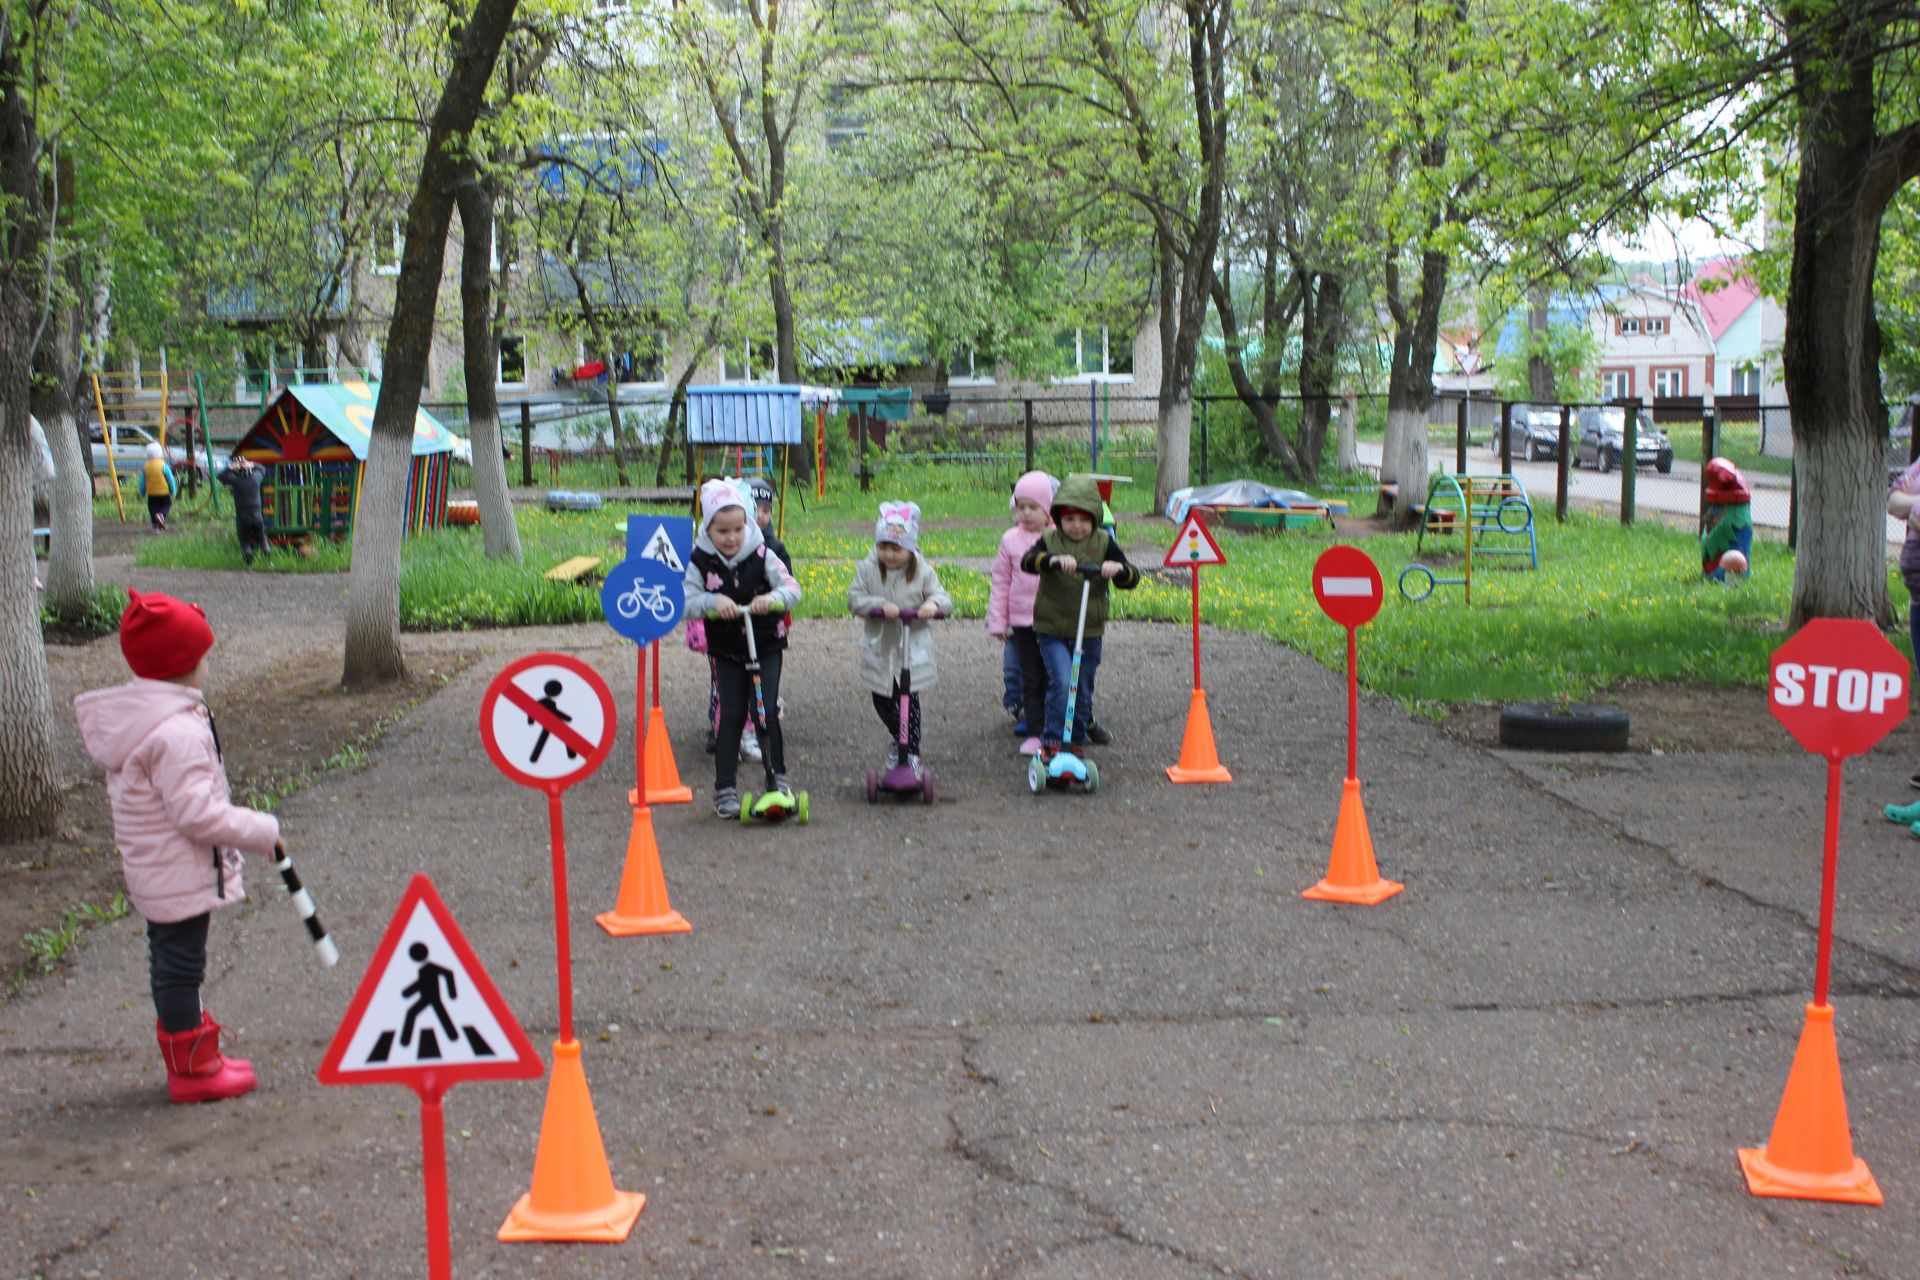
[119, 590, 215, 680]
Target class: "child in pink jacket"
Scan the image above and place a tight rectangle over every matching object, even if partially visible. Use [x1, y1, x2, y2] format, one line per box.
[988, 470, 1055, 756]
[74, 591, 283, 1104]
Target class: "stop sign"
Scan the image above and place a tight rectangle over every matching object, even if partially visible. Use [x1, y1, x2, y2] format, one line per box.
[1313, 545, 1384, 628]
[1769, 619, 1909, 759]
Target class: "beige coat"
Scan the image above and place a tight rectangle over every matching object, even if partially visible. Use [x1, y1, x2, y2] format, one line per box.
[848, 551, 953, 695]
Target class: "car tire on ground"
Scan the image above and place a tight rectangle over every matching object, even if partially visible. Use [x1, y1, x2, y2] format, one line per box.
[1655, 456, 1673, 474]
[1599, 447, 1616, 474]
[1498, 702, 1630, 752]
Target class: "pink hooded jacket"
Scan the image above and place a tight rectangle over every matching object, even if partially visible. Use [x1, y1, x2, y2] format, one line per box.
[73, 679, 280, 923]
[987, 471, 1056, 636]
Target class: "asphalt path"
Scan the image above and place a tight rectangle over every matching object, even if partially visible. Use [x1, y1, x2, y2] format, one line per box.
[5, 608, 1918, 1278]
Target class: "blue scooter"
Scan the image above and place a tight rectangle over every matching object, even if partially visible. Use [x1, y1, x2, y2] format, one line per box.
[1028, 567, 1103, 796]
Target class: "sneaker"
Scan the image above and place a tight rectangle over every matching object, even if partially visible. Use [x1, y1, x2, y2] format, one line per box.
[713, 787, 741, 819]
[883, 744, 900, 770]
[1084, 720, 1112, 746]
[740, 729, 763, 762]
[1012, 718, 1028, 736]
[1909, 770, 1920, 791]
[1019, 736, 1042, 756]
[772, 772, 796, 797]
[905, 753, 923, 779]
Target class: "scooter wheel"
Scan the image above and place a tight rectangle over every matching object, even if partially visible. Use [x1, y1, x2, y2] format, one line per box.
[796, 791, 810, 824]
[1027, 754, 1045, 794]
[865, 771, 878, 804]
[1083, 760, 1100, 793]
[739, 791, 755, 825]
[921, 769, 935, 805]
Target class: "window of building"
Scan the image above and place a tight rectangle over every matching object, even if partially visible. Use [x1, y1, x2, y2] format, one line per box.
[498, 334, 527, 387]
[1616, 316, 1640, 336]
[1646, 316, 1668, 336]
[1651, 366, 1686, 398]
[614, 332, 667, 384]
[722, 339, 774, 383]
[374, 220, 402, 276]
[1053, 327, 1133, 381]
[1600, 368, 1633, 400]
[947, 347, 994, 385]
[826, 83, 867, 153]
[1729, 364, 1760, 396]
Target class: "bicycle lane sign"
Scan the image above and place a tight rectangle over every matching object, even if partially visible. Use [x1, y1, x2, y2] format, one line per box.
[601, 553, 684, 645]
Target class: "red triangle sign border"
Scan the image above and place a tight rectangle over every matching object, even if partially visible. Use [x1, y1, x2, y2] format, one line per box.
[316, 873, 543, 1093]
[1163, 511, 1228, 568]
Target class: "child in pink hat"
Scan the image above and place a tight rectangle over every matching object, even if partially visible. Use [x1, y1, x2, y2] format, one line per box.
[73, 591, 284, 1104]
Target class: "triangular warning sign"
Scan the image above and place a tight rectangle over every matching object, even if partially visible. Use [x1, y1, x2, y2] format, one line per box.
[1163, 512, 1227, 568]
[318, 875, 541, 1091]
[641, 528, 683, 572]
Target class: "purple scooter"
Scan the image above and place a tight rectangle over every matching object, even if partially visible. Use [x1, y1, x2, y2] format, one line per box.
[865, 606, 946, 804]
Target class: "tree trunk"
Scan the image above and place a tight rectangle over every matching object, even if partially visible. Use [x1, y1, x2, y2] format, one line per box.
[602, 348, 631, 488]
[31, 266, 93, 618]
[1295, 272, 1347, 485]
[343, 0, 520, 689]
[454, 174, 520, 561]
[1155, 393, 1194, 515]
[1382, 246, 1448, 528]
[0, 10, 61, 837]
[1337, 393, 1359, 472]
[1527, 285, 1555, 402]
[1781, 14, 1905, 628]
[654, 353, 705, 486]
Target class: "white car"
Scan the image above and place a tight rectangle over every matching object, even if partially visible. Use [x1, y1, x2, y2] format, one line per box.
[87, 422, 215, 482]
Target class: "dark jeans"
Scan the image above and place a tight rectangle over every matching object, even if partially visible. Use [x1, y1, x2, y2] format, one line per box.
[1036, 632, 1102, 746]
[146, 495, 172, 530]
[148, 913, 209, 1033]
[1010, 627, 1047, 740]
[715, 650, 785, 789]
[872, 688, 923, 755]
[1000, 639, 1022, 713]
[236, 514, 267, 562]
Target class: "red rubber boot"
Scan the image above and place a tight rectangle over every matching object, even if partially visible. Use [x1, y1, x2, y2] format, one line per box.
[156, 1013, 256, 1104]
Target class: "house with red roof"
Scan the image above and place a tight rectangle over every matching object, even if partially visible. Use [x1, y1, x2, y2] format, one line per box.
[1681, 257, 1787, 405]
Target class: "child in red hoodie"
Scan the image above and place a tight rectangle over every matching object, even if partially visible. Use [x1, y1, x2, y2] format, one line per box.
[73, 591, 284, 1103]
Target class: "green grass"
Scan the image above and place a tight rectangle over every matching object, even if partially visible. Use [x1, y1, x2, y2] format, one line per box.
[123, 464, 1884, 710]
[1664, 416, 1794, 476]
[39, 582, 129, 638]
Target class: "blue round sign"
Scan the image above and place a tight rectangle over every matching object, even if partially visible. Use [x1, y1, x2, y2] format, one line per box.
[600, 556, 684, 644]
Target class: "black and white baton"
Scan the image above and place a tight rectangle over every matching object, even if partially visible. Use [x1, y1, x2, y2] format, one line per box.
[273, 845, 338, 967]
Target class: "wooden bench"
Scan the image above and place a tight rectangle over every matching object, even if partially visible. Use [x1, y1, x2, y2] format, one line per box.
[544, 555, 603, 584]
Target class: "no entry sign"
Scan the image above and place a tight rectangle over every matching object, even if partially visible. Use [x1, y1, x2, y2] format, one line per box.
[1313, 544, 1384, 629]
[481, 654, 615, 791]
[1769, 619, 1907, 760]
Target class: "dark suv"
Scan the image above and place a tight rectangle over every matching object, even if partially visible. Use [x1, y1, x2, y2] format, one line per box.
[1491, 405, 1563, 462]
[1572, 405, 1673, 474]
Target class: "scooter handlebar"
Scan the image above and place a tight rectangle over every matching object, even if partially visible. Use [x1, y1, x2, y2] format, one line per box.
[863, 607, 950, 620]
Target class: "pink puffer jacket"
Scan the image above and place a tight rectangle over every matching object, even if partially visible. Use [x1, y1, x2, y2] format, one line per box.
[73, 679, 280, 923]
[988, 524, 1045, 636]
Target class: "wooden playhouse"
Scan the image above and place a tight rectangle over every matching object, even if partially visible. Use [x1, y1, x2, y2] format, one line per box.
[231, 381, 458, 539]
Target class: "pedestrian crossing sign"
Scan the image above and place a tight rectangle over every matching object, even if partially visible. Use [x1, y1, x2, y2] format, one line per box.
[318, 874, 541, 1091]
[627, 514, 693, 574]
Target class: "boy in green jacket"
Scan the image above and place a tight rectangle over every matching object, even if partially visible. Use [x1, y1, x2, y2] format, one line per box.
[1019, 473, 1141, 753]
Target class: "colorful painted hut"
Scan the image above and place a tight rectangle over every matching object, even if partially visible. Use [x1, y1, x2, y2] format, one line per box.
[231, 381, 457, 539]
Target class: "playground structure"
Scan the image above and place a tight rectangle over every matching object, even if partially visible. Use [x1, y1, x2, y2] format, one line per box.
[89, 371, 224, 521]
[685, 385, 810, 537]
[230, 381, 459, 540]
[1399, 472, 1538, 603]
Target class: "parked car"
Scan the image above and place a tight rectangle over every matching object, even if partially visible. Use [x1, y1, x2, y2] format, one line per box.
[1491, 404, 1564, 462]
[87, 423, 216, 483]
[1572, 406, 1673, 474]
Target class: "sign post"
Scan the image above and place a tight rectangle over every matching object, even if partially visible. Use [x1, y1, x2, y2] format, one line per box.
[597, 518, 694, 936]
[1304, 546, 1402, 905]
[1738, 618, 1905, 1205]
[479, 655, 645, 1243]
[318, 874, 542, 1280]
[628, 514, 694, 806]
[1163, 513, 1231, 783]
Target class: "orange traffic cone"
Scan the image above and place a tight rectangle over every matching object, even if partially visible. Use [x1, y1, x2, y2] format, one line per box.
[1303, 777, 1403, 905]
[499, 1040, 646, 1242]
[1738, 1003, 1882, 1204]
[597, 804, 691, 937]
[643, 707, 692, 805]
[1166, 689, 1232, 784]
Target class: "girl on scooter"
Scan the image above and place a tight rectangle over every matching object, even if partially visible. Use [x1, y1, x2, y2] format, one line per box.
[848, 501, 952, 781]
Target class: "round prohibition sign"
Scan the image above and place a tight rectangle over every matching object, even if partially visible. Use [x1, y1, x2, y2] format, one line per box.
[480, 653, 616, 792]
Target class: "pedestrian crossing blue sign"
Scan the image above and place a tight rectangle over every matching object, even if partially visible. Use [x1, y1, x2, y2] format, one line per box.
[628, 514, 693, 574]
